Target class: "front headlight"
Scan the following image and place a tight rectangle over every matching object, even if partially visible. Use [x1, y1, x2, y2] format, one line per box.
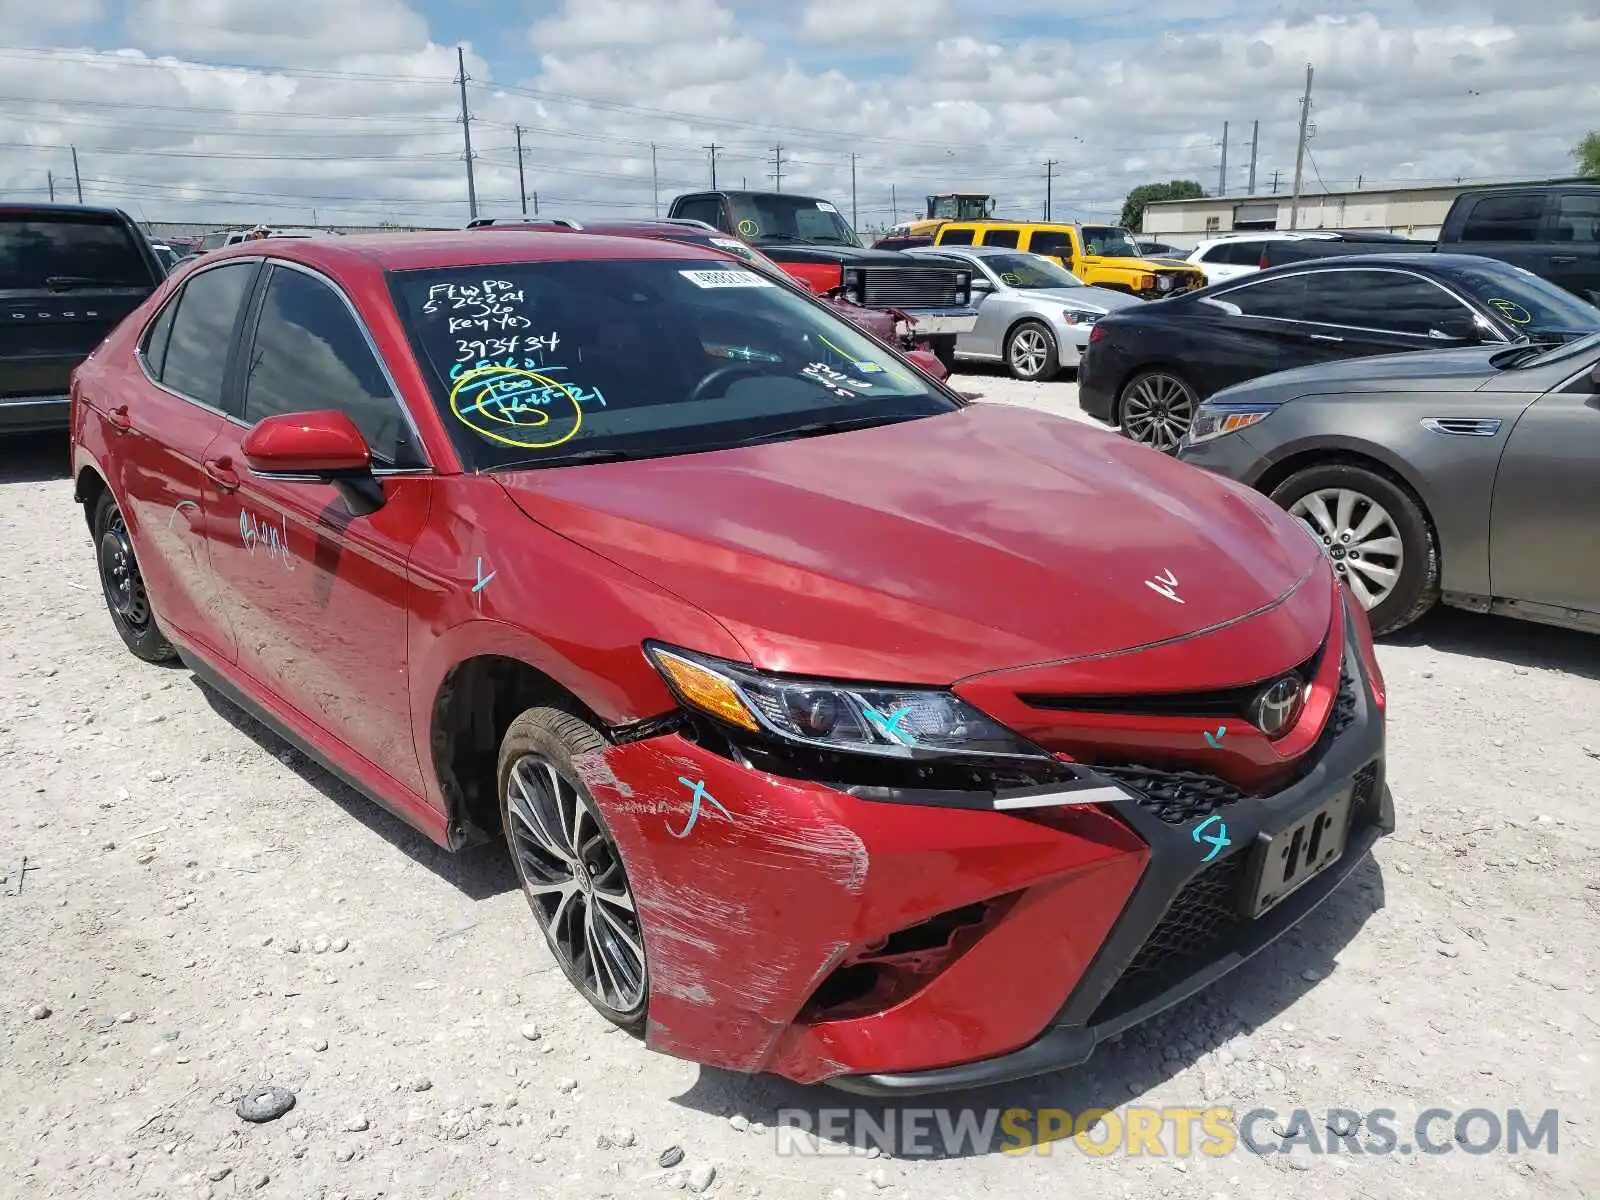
[1058, 308, 1100, 326]
[1186, 401, 1278, 445]
[646, 643, 1051, 762]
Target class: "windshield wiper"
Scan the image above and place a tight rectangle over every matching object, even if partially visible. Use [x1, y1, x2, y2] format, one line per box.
[722, 413, 917, 448]
[752, 233, 807, 243]
[495, 447, 640, 470]
[1488, 341, 1547, 369]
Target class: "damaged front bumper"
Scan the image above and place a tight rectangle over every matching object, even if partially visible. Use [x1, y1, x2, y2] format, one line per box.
[574, 616, 1391, 1092]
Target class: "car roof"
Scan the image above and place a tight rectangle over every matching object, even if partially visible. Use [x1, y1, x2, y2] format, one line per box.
[909, 243, 1025, 257]
[0, 202, 135, 221]
[199, 229, 722, 273]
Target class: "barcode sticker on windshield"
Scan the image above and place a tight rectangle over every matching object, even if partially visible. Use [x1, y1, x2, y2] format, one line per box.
[680, 269, 775, 289]
[817, 201, 839, 213]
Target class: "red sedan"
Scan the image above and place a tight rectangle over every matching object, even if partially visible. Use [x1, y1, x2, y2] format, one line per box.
[69, 230, 1392, 1094]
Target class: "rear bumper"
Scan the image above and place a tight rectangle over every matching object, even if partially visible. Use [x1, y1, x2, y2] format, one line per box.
[0, 393, 70, 434]
[905, 308, 980, 335]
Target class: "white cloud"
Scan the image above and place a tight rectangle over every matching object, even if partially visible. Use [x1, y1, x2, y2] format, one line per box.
[799, 0, 956, 43]
[0, 0, 1594, 234]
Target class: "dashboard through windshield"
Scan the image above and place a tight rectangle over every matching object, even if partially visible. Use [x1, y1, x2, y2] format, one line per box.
[390, 257, 957, 471]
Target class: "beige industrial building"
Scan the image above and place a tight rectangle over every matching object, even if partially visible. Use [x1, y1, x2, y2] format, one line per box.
[1139, 177, 1580, 249]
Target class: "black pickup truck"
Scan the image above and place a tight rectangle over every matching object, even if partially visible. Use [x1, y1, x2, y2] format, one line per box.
[1, 204, 167, 435]
[666, 189, 978, 367]
[1434, 183, 1600, 305]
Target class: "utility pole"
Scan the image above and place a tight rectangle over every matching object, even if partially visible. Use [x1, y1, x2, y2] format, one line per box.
[1218, 122, 1229, 197]
[47, 170, 55, 203]
[1248, 119, 1259, 193]
[650, 143, 659, 217]
[70, 145, 83, 203]
[890, 184, 897, 222]
[514, 125, 528, 215]
[1288, 61, 1313, 230]
[532, 191, 539, 216]
[1044, 159, 1057, 220]
[456, 46, 478, 220]
[1271, 169, 1281, 194]
[703, 143, 721, 189]
[1357, 174, 1363, 189]
[850, 152, 858, 227]
[770, 145, 785, 192]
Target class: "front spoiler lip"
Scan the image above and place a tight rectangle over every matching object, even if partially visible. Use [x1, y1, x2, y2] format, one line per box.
[904, 309, 979, 334]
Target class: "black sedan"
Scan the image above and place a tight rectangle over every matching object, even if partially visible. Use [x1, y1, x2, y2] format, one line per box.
[1078, 253, 1600, 451]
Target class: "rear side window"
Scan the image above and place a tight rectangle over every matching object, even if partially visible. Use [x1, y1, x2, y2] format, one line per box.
[1214, 274, 1307, 319]
[242, 266, 424, 468]
[1215, 241, 1264, 265]
[1301, 269, 1474, 336]
[1460, 194, 1545, 242]
[938, 227, 975, 245]
[979, 228, 1019, 248]
[0, 215, 155, 291]
[140, 297, 178, 377]
[673, 197, 723, 230]
[1026, 230, 1073, 256]
[159, 262, 256, 407]
[1553, 193, 1600, 244]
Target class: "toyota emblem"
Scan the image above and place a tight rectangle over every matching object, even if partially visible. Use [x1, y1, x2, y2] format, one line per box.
[1250, 675, 1305, 738]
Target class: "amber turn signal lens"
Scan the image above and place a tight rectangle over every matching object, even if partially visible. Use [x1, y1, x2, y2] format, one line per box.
[650, 649, 762, 732]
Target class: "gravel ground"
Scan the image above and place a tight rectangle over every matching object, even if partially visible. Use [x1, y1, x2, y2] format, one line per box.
[2, 372, 1597, 1200]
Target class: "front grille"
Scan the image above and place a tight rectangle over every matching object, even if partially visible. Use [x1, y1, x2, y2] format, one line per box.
[1090, 853, 1248, 1025]
[1092, 764, 1248, 825]
[1020, 644, 1325, 721]
[1328, 666, 1358, 739]
[859, 266, 966, 309]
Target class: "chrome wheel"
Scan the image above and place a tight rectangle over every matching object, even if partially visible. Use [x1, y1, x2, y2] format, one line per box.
[1289, 487, 1405, 612]
[1008, 327, 1051, 378]
[505, 753, 646, 1016]
[1120, 372, 1195, 452]
[97, 511, 151, 632]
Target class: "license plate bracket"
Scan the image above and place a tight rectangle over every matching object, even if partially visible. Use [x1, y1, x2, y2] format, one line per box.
[1241, 787, 1354, 918]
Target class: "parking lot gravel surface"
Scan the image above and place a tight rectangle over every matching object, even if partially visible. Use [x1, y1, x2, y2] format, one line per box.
[2, 373, 1597, 1200]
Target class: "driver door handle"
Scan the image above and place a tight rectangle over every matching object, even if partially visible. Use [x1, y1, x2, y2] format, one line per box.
[1549, 255, 1577, 264]
[204, 456, 240, 491]
[1307, 333, 1343, 343]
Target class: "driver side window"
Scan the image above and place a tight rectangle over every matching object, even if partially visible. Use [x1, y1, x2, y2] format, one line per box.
[242, 265, 426, 468]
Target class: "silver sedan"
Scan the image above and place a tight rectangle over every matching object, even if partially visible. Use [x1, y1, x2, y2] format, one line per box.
[905, 244, 1144, 380]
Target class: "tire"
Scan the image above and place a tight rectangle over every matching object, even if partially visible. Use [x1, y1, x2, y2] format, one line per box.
[1004, 319, 1060, 381]
[1269, 463, 1440, 636]
[1117, 369, 1199, 454]
[91, 491, 178, 663]
[497, 707, 648, 1034]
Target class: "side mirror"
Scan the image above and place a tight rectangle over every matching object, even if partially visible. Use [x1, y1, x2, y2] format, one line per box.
[904, 348, 949, 382]
[241, 410, 385, 515]
[970, 278, 995, 294]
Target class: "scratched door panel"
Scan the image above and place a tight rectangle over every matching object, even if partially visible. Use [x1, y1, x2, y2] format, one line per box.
[201, 454, 433, 797]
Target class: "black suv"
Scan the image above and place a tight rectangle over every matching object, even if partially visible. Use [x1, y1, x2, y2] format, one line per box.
[2, 204, 166, 434]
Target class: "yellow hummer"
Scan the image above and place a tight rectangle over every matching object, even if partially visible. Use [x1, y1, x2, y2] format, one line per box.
[931, 220, 1205, 299]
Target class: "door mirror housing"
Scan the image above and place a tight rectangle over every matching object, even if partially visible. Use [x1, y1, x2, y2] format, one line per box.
[240, 410, 385, 515]
[970, 277, 995, 294]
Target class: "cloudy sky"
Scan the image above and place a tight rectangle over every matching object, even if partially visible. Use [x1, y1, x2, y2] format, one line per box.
[1, 0, 1596, 233]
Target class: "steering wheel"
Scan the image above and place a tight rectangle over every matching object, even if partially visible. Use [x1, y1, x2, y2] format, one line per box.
[687, 364, 768, 403]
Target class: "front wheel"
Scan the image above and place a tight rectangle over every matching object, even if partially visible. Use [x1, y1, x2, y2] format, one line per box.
[92, 491, 177, 663]
[924, 335, 959, 373]
[498, 707, 648, 1032]
[1118, 369, 1197, 453]
[1004, 320, 1060, 381]
[1269, 464, 1440, 636]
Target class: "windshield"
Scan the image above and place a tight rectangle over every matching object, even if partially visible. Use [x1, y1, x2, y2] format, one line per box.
[391, 257, 957, 471]
[728, 195, 861, 247]
[1446, 260, 1600, 337]
[980, 252, 1084, 289]
[1080, 225, 1143, 258]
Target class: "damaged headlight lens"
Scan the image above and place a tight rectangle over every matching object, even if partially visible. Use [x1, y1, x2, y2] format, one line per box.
[646, 643, 1052, 761]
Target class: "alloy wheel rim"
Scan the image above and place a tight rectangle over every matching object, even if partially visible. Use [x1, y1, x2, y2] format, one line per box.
[1288, 487, 1405, 611]
[98, 513, 151, 632]
[1121, 375, 1194, 451]
[505, 753, 646, 1015]
[1010, 328, 1049, 376]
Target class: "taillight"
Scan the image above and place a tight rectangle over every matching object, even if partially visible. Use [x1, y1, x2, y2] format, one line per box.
[1258, 251, 1270, 269]
[1088, 324, 1107, 344]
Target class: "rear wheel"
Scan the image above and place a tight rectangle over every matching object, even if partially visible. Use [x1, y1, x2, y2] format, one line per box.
[1269, 463, 1440, 636]
[1004, 320, 1060, 381]
[498, 707, 648, 1033]
[1118, 369, 1197, 453]
[92, 491, 177, 663]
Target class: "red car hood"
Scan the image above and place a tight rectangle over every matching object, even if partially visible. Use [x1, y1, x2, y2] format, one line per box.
[496, 404, 1327, 683]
